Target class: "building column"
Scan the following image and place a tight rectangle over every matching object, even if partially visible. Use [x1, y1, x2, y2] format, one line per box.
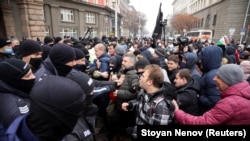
[1, 6, 16, 38]
[16, 0, 45, 40]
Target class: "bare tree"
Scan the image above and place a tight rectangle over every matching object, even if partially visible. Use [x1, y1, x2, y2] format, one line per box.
[170, 13, 200, 34]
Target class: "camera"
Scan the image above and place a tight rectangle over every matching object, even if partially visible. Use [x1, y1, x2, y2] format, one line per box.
[173, 36, 189, 46]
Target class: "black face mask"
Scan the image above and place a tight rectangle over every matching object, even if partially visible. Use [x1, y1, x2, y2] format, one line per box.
[30, 57, 42, 70]
[55, 63, 73, 76]
[74, 64, 86, 72]
[11, 79, 35, 94]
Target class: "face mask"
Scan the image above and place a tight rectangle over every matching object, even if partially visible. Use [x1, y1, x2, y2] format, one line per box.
[29, 57, 42, 70]
[4, 48, 13, 54]
[11, 79, 35, 94]
[74, 64, 86, 72]
[55, 63, 73, 76]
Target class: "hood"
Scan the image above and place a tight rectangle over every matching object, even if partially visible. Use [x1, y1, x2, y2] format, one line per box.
[201, 46, 223, 72]
[183, 52, 198, 70]
[226, 46, 236, 55]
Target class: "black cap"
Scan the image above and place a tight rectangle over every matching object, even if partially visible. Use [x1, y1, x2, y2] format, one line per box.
[19, 39, 42, 57]
[49, 44, 76, 65]
[0, 58, 30, 79]
[0, 37, 11, 48]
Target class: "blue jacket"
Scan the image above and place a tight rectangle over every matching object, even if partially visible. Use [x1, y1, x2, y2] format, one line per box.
[199, 46, 223, 114]
[5, 115, 39, 141]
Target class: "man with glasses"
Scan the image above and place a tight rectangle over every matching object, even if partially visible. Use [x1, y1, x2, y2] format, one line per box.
[122, 64, 175, 139]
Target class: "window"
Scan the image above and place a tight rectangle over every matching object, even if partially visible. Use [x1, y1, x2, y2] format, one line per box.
[94, 0, 98, 4]
[92, 29, 97, 38]
[60, 8, 74, 22]
[206, 14, 210, 28]
[86, 12, 96, 24]
[105, 16, 109, 25]
[200, 18, 203, 27]
[45, 27, 50, 37]
[212, 14, 217, 26]
[60, 28, 77, 39]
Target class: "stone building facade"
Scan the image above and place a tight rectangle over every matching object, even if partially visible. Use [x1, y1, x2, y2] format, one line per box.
[0, 0, 122, 41]
[172, 0, 250, 43]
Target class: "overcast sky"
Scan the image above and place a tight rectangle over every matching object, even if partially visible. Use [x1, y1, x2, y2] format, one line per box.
[129, 0, 174, 34]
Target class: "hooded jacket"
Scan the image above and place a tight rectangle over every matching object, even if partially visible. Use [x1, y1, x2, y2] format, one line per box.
[175, 81, 250, 125]
[199, 46, 222, 114]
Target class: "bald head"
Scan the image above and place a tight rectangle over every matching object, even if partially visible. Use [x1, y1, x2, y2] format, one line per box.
[94, 43, 106, 58]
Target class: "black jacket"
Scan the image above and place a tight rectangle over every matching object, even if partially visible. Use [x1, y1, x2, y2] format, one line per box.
[0, 80, 30, 128]
[175, 79, 200, 115]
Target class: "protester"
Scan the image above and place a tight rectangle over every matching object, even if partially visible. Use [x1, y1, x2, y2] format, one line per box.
[173, 64, 250, 124]
[174, 69, 200, 115]
[0, 58, 35, 128]
[167, 55, 180, 83]
[122, 64, 175, 139]
[198, 46, 223, 114]
[107, 53, 139, 140]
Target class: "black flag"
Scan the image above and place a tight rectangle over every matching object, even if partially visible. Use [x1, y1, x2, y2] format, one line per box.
[152, 3, 163, 39]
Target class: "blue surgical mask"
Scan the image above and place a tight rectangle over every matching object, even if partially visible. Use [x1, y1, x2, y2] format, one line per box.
[4, 48, 13, 54]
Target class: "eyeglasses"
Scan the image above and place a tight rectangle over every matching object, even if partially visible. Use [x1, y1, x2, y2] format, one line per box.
[136, 71, 144, 78]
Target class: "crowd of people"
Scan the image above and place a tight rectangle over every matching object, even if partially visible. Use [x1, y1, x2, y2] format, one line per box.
[0, 34, 250, 141]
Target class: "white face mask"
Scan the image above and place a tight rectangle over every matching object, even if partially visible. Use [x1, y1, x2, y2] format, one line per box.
[4, 48, 13, 54]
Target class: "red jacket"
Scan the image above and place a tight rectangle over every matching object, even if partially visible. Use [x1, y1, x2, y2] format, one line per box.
[174, 81, 250, 125]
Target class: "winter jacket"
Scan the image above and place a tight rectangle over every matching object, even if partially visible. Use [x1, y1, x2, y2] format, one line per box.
[183, 52, 201, 83]
[35, 57, 59, 81]
[128, 82, 175, 138]
[0, 81, 30, 128]
[175, 79, 200, 115]
[116, 67, 139, 110]
[199, 46, 222, 114]
[175, 81, 250, 125]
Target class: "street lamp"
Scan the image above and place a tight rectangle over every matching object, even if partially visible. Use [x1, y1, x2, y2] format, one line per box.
[160, 19, 167, 45]
[112, 0, 118, 37]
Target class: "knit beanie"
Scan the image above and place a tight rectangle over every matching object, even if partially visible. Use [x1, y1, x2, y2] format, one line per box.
[19, 39, 42, 57]
[149, 57, 161, 66]
[54, 36, 62, 44]
[44, 36, 54, 44]
[73, 48, 85, 60]
[115, 44, 125, 56]
[66, 71, 94, 95]
[49, 44, 75, 65]
[0, 37, 11, 48]
[217, 64, 244, 86]
[154, 47, 166, 58]
[135, 57, 150, 70]
[0, 58, 30, 79]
